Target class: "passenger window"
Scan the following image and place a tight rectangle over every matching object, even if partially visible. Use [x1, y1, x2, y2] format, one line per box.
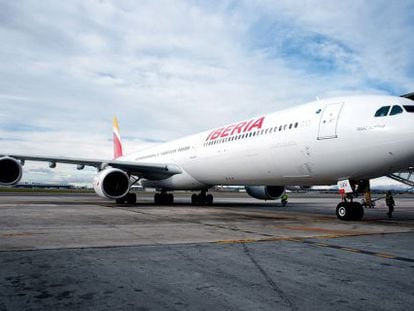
[374, 106, 390, 117]
[390, 105, 403, 116]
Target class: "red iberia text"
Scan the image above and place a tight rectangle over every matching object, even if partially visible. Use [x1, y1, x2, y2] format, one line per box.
[205, 116, 265, 141]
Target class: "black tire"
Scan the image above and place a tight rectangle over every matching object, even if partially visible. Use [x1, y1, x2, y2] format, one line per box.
[199, 195, 207, 205]
[191, 194, 198, 205]
[206, 194, 213, 205]
[115, 198, 125, 204]
[154, 193, 161, 205]
[126, 193, 136, 204]
[336, 202, 351, 221]
[167, 193, 174, 205]
[351, 202, 364, 220]
[160, 194, 167, 205]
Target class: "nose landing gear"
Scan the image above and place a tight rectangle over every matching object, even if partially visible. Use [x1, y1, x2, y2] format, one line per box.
[336, 179, 370, 221]
[336, 201, 364, 221]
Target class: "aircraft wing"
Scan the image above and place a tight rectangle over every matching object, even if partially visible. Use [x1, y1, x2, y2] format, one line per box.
[0, 154, 182, 180]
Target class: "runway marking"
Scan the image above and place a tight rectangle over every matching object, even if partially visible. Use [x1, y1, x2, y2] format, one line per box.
[295, 239, 414, 263]
[281, 226, 356, 234]
[339, 247, 360, 253]
[216, 239, 259, 244]
[375, 253, 397, 259]
[215, 234, 414, 263]
[0, 232, 36, 237]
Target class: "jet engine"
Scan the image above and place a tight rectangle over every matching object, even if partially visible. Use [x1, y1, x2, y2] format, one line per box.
[0, 156, 23, 186]
[93, 168, 130, 199]
[245, 185, 285, 200]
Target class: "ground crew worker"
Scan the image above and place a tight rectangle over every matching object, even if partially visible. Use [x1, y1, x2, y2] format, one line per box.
[364, 191, 373, 208]
[281, 193, 288, 206]
[385, 191, 395, 218]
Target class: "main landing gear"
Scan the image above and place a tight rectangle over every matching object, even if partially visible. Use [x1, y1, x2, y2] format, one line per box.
[191, 190, 213, 205]
[154, 191, 174, 205]
[115, 176, 140, 204]
[116, 192, 137, 204]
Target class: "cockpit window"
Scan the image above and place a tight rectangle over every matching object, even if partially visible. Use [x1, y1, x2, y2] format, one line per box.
[374, 106, 390, 117]
[390, 105, 403, 116]
[403, 105, 414, 113]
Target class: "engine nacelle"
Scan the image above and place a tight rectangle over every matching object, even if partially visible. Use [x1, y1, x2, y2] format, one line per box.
[0, 156, 23, 186]
[245, 185, 285, 200]
[93, 168, 130, 199]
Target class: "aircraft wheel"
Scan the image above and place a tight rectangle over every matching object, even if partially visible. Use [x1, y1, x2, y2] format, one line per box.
[336, 202, 351, 221]
[351, 202, 364, 220]
[206, 194, 213, 205]
[191, 194, 198, 205]
[154, 193, 161, 205]
[160, 194, 167, 205]
[126, 193, 136, 204]
[116, 198, 125, 204]
[167, 193, 174, 205]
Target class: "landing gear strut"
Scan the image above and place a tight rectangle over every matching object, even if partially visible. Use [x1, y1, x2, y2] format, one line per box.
[154, 191, 174, 205]
[191, 190, 213, 205]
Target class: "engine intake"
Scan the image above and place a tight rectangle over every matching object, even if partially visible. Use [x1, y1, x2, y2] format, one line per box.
[245, 185, 285, 200]
[0, 157, 23, 186]
[93, 168, 130, 199]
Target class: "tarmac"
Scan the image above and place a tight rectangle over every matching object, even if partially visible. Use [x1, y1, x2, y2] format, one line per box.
[0, 191, 413, 310]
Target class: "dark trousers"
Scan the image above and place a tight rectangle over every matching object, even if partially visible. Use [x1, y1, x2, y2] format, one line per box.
[387, 204, 394, 217]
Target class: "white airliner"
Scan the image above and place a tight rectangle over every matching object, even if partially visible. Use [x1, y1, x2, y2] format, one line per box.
[1, 94, 413, 221]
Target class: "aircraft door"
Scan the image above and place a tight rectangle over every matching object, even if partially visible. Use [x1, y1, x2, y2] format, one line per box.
[317, 102, 344, 140]
[189, 144, 198, 160]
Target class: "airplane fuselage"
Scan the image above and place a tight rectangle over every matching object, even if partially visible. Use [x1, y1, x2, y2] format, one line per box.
[120, 95, 414, 190]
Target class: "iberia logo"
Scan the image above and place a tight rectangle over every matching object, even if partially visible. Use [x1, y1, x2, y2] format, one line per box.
[205, 116, 265, 141]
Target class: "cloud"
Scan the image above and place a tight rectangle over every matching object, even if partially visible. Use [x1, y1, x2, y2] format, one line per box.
[249, 0, 414, 93]
[0, 0, 413, 185]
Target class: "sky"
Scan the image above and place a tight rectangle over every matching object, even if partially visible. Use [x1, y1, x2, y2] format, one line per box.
[0, 0, 413, 186]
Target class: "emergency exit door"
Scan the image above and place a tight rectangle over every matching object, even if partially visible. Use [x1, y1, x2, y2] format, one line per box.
[317, 102, 344, 140]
